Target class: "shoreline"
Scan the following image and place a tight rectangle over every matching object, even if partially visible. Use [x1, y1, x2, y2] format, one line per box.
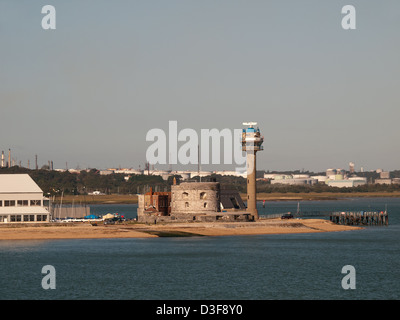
[53, 193, 400, 205]
[0, 219, 363, 240]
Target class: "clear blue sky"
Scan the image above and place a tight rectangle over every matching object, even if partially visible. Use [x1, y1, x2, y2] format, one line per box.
[1, 1, 399, 172]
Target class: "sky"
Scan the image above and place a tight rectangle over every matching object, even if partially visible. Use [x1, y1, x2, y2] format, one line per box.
[1, 0, 399, 173]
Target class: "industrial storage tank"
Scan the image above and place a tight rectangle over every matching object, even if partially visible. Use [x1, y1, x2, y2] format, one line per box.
[326, 169, 337, 176]
[178, 172, 191, 180]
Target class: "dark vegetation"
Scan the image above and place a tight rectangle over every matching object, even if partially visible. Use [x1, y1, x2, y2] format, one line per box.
[1, 167, 400, 195]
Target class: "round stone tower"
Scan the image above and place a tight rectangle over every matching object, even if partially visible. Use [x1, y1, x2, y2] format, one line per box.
[171, 182, 220, 217]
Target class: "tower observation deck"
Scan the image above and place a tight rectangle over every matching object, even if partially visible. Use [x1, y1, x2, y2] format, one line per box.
[242, 122, 264, 220]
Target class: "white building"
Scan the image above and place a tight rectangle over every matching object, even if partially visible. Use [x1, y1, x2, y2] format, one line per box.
[312, 175, 328, 183]
[0, 174, 50, 223]
[326, 180, 366, 188]
[375, 179, 392, 185]
[270, 178, 318, 186]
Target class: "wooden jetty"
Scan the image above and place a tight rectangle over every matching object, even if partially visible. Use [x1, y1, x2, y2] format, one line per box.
[260, 209, 389, 226]
[329, 211, 388, 226]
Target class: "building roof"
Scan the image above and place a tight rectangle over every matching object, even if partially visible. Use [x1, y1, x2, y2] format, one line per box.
[220, 190, 246, 210]
[0, 206, 49, 214]
[0, 174, 43, 194]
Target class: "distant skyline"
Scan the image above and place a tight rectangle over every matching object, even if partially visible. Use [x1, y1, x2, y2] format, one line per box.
[1, 1, 399, 172]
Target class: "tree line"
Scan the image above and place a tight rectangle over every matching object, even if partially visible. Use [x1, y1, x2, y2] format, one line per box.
[1, 166, 399, 195]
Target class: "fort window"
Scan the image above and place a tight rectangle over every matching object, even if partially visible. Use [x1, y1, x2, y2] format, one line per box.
[200, 192, 206, 199]
[183, 192, 189, 198]
[185, 202, 189, 208]
[204, 202, 207, 208]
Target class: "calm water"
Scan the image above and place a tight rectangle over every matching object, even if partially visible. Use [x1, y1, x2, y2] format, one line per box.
[0, 198, 399, 300]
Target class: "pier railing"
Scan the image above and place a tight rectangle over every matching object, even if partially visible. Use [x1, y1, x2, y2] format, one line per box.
[260, 210, 389, 226]
[329, 211, 388, 226]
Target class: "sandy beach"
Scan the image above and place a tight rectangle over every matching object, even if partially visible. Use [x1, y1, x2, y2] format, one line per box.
[0, 219, 362, 240]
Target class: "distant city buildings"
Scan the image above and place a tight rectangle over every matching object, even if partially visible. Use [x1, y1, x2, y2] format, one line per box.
[375, 171, 394, 185]
[9, 163, 400, 187]
[99, 168, 247, 180]
[264, 167, 369, 188]
[264, 167, 400, 188]
[1, 147, 399, 188]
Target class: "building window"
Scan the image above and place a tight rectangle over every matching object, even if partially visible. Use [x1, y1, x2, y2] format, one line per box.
[17, 200, 29, 207]
[30, 200, 41, 206]
[0, 201, 2, 206]
[200, 192, 206, 200]
[185, 202, 189, 208]
[10, 215, 22, 222]
[37, 215, 47, 222]
[183, 192, 189, 198]
[204, 202, 207, 208]
[5, 200, 15, 207]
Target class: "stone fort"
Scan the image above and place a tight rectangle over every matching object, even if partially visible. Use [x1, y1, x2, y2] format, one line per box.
[137, 181, 253, 223]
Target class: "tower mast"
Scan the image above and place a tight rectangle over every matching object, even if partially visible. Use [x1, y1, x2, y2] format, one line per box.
[242, 122, 264, 220]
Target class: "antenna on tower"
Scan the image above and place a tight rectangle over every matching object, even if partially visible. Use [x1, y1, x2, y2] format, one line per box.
[242, 122, 257, 127]
[198, 144, 202, 182]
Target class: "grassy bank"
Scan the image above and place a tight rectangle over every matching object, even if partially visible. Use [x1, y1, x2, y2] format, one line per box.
[51, 191, 400, 205]
[252, 191, 400, 201]
[53, 194, 139, 204]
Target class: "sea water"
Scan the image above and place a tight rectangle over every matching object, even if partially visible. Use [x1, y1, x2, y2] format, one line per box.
[0, 198, 399, 300]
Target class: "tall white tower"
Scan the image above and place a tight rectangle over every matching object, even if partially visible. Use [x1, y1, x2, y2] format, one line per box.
[242, 122, 264, 220]
[349, 162, 355, 174]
